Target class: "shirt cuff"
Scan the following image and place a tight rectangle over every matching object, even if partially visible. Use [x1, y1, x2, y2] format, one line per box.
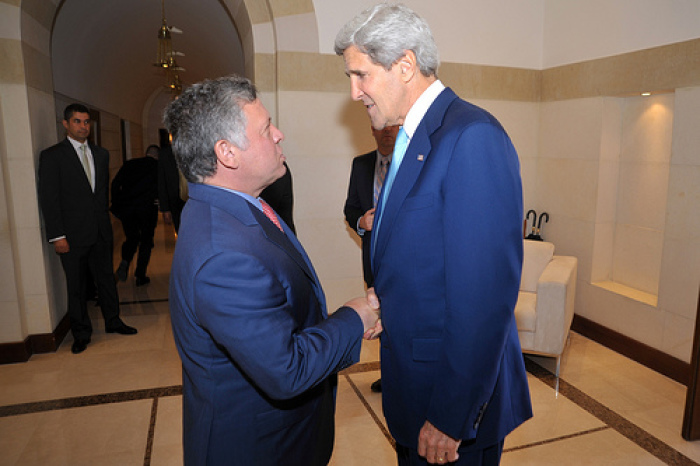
[356, 218, 366, 236]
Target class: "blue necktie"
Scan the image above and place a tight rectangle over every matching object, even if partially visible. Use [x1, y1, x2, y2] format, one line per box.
[372, 127, 408, 253]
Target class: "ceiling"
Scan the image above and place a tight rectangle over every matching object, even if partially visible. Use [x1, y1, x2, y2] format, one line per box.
[51, 0, 245, 124]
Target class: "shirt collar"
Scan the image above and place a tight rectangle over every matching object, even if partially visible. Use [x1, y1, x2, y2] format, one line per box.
[209, 184, 263, 212]
[67, 136, 88, 152]
[401, 80, 445, 140]
[376, 149, 392, 163]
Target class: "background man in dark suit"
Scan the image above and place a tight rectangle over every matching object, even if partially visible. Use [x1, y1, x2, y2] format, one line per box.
[336, 4, 532, 465]
[157, 144, 186, 232]
[261, 160, 296, 233]
[38, 103, 137, 355]
[111, 144, 160, 286]
[344, 124, 399, 288]
[344, 123, 399, 393]
[164, 75, 381, 466]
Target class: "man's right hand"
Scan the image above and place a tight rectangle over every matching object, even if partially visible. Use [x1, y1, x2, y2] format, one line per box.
[53, 238, 70, 254]
[359, 208, 376, 231]
[344, 288, 381, 335]
[162, 211, 173, 224]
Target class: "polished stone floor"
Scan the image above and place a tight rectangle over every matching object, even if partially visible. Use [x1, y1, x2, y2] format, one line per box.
[2, 220, 700, 465]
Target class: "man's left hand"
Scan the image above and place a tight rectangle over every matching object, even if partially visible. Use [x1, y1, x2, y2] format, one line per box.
[418, 420, 461, 464]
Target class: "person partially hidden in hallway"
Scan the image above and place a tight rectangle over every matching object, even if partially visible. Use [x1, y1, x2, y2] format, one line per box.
[38, 103, 137, 355]
[164, 75, 382, 466]
[344, 123, 399, 393]
[111, 144, 160, 286]
[157, 143, 186, 232]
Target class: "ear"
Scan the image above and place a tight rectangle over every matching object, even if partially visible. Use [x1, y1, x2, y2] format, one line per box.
[397, 50, 418, 83]
[214, 140, 239, 170]
[62, 120, 69, 131]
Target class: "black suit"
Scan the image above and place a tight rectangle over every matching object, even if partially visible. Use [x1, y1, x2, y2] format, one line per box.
[38, 138, 122, 339]
[344, 151, 377, 287]
[157, 146, 185, 232]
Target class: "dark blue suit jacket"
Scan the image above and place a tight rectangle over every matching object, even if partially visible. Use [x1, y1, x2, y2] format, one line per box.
[372, 88, 532, 450]
[170, 183, 364, 465]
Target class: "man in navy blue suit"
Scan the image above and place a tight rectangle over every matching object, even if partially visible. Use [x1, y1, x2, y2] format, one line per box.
[164, 75, 381, 466]
[336, 4, 532, 465]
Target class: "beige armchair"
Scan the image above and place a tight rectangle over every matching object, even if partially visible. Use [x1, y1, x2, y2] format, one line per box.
[515, 240, 577, 377]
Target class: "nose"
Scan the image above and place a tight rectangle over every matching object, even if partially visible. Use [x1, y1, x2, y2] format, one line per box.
[350, 77, 363, 101]
[272, 124, 284, 143]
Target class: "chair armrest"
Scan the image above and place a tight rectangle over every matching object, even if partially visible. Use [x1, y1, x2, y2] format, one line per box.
[533, 255, 578, 355]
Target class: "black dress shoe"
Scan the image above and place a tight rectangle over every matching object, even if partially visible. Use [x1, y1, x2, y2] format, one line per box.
[71, 338, 90, 354]
[371, 378, 382, 393]
[135, 276, 151, 286]
[106, 323, 138, 335]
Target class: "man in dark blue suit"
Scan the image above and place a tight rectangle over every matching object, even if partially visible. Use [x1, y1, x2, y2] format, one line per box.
[164, 75, 381, 466]
[336, 4, 532, 465]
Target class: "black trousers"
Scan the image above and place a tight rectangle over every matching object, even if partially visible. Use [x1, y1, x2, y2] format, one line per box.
[60, 237, 121, 340]
[119, 206, 158, 277]
[396, 441, 504, 466]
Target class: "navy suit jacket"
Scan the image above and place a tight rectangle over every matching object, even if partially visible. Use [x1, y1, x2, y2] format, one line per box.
[344, 150, 377, 286]
[38, 138, 113, 247]
[372, 87, 532, 450]
[169, 183, 364, 466]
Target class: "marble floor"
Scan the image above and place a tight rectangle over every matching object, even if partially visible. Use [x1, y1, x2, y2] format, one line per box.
[2, 220, 700, 465]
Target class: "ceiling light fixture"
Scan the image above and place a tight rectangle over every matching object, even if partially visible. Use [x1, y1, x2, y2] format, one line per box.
[154, 0, 172, 69]
[154, 0, 185, 96]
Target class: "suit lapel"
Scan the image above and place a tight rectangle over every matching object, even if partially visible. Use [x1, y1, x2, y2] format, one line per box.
[372, 88, 458, 275]
[251, 206, 316, 283]
[89, 144, 104, 193]
[362, 152, 377, 209]
[191, 184, 325, 311]
[246, 201, 329, 316]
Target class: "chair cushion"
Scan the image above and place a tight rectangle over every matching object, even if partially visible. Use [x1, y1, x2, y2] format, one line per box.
[514, 291, 537, 332]
[520, 240, 555, 292]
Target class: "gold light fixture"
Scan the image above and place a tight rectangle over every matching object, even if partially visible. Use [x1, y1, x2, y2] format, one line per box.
[153, 0, 185, 96]
[168, 72, 183, 96]
[154, 0, 172, 68]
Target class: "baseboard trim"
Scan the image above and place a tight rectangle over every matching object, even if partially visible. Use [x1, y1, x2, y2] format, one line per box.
[0, 314, 70, 365]
[571, 314, 690, 386]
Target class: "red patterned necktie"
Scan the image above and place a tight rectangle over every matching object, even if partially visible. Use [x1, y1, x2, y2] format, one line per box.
[260, 199, 283, 232]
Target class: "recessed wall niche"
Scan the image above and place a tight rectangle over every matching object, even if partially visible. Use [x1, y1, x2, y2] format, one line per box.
[592, 93, 675, 306]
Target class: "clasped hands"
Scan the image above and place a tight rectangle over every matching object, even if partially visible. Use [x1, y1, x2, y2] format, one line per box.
[345, 287, 382, 340]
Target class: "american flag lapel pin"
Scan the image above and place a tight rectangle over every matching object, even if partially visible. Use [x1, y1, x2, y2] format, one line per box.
[417, 154, 424, 161]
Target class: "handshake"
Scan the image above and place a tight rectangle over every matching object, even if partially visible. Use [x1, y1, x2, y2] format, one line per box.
[345, 287, 383, 340]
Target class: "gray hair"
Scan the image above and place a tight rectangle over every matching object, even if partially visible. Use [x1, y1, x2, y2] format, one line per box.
[163, 75, 257, 183]
[334, 3, 439, 77]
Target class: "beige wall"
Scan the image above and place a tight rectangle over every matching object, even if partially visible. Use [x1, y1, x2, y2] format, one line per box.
[274, 41, 700, 362]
